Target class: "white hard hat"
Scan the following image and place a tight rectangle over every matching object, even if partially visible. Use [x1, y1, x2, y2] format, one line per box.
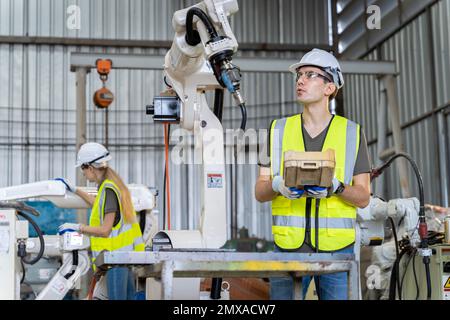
[289, 48, 344, 89]
[75, 142, 112, 168]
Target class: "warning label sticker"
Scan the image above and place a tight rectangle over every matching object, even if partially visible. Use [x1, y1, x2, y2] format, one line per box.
[207, 173, 223, 188]
[442, 276, 450, 300]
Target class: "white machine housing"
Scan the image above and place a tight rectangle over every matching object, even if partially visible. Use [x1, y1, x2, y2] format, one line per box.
[357, 197, 420, 247]
[356, 196, 422, 300]
[159, 0, 241, 252]
[146, 0, 241, 300]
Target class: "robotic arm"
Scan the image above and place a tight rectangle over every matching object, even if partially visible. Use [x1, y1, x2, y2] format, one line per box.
[147, 0, 246, 251]
[150, 0, 246, 130]
[31, 233, 91, 300]
[0, 203, 90, 300]
[357, 196, 420, 247]
[142, 1, 245, 299]
[170, 0, 243, 102]
[357, 197, 421, 300]
[0, 181, 158, 300]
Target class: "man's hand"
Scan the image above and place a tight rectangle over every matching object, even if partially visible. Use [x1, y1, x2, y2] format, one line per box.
[58, 223, 81, 235]
[330, 177, 342, 194]
[272, 176, 304, 200]
[304, 186, 328, 198]
[304, 177, 344, 199]
[54, 178, 77, 193]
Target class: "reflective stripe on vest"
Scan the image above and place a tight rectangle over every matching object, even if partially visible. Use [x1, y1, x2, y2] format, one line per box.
[270, 114, 360, 251]
[89, 179, 145, 267]
[344, 120, 359, 185]
[271, 117, 286, 177]
[273, 215, 354, 229]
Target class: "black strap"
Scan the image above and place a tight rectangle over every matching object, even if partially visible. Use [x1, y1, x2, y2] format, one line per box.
[315, 199, 321, 300]
[86, 152, 110, 165]
[315, 199, 320, 253]
[305, 198, 312, 245]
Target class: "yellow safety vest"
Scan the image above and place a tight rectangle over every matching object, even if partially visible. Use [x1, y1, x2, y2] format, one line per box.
[89, 179, 145, 268]
[270, 114, 360, 251]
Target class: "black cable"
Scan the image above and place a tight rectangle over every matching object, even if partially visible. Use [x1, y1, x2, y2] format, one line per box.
[388, 259, 398, 300]
[372, 152, 430, 299]
[388, 217, 400, 258]
[164, 76, 172, 89]
[389, 249, 407, 300]
[162, 124, 171, 230]
[397, 216, 405, 228]
[239, 103, 247, 131]
[399, 248, 417, 298]
[20, 259, 26, 284]
[64, 250, 79, 280]
[0, 201, 40, 216]
[429, 231, 445, 245]
[210, 277, 223, 299]
[315, 199, 321, 300]
[17, 211, 44, 265]
[412, 250, 420, 300]
[424, 258, 432, 300]
[315, 200, 320, 254]
[371, 152, 424, 219]
[185, 7, 218, 46]
[388, 217, 401, 298]
[138, 210, 146, 234]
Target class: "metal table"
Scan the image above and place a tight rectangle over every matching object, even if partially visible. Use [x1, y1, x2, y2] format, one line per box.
[95, 250, 359, 300]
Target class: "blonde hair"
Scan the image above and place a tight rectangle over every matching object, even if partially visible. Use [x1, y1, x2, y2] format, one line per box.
[330, 88, 338, 100]
[97, 166, 136, 224]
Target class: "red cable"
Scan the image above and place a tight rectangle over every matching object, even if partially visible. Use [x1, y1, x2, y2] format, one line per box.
[87, 277, 97, 300]
[164, 123, 171, 230]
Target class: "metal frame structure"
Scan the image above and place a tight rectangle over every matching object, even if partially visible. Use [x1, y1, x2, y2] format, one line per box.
[95, 250, 359, 300]
[335, 0, 449, 206]
[0, 35, 332, 53]
[70, 51, 410, 198]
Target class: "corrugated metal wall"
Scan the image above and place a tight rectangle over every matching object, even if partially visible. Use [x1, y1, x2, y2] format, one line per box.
[336, 0, 438, 58]
[0, 0, 328, 44]
[0, 0, 330, 241]
[343, 0, 450, 206]
[432, 0, 450, 107]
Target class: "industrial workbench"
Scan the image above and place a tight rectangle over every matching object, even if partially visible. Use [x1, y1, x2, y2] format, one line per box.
[95, 250, 360, 300]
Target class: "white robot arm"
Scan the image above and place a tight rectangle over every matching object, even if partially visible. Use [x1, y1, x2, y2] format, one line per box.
[0, 204, 90, 300]
[358, 196, 421, 300]
[168, 0, 239, 73]
[147, 0, 245, 251]
[0, 181, 158, 299]
[31, 232, 90, 300]
[0, 180, 156, 212]
[357, 196, 420, 247]
[150, 0, 245, 130]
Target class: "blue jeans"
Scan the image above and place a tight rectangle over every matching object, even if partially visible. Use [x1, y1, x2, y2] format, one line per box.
[106, 267, 136, 300]
[270, 246, 354, 300]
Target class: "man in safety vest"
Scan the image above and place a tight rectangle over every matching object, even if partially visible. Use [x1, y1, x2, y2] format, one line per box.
[255, 49, 371, 300]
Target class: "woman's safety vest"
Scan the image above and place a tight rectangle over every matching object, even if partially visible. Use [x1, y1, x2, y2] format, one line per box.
[270, 114, 360, 251]
[89, 179, 145, 268]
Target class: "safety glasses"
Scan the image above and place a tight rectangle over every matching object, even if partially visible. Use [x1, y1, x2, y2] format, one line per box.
[80, 152, 109, 170]
[296, 70, 332, 83]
